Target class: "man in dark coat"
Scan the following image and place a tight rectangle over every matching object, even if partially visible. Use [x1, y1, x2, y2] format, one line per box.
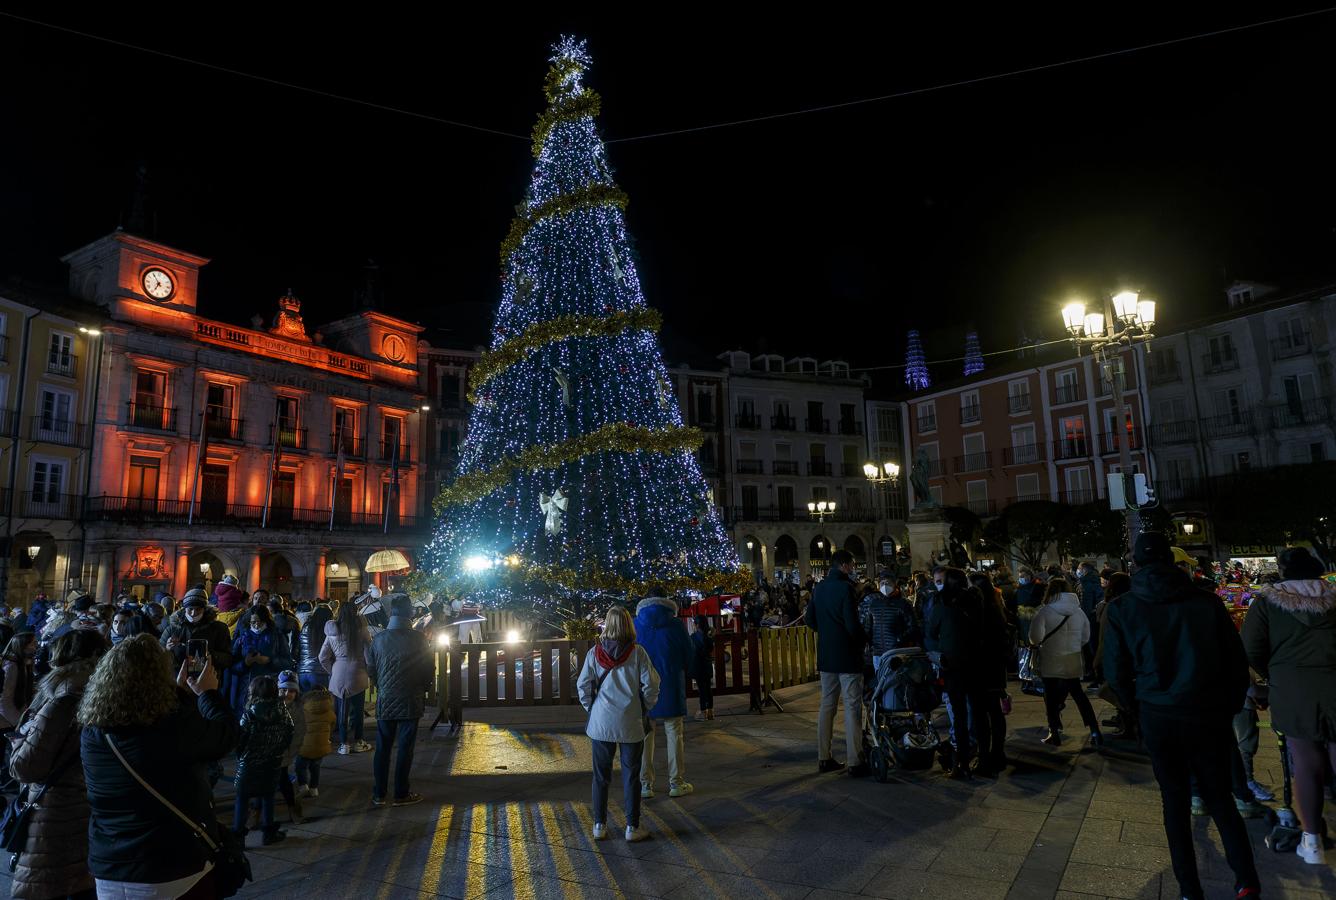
[805, 549, 868, 776]
[634, 587, 695, 798]
[1103, 532, 1258, 900]
[161, 587, 234, 673]
[365, 593, 432, 806]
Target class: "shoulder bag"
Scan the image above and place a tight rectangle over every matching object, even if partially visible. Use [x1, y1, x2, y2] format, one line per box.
[589, 650, 653, 740]
[1030, 613, 1071, 676]
[0, 726, 77, 870]
[105, 734, 252, 898]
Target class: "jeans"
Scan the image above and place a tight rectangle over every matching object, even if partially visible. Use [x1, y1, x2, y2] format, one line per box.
[294, 755, 322, 789]
[642, 717, 686, 789]
[233, 790, 275, 833]
[1287, 737, 1336, 835]
[817, 671, 863, 765]
[336, 691, 366, 744]
[299, 673, 330, 693]
[695, 675, 713, 712]
[1139, 706, 1259, 899]
[1232, 707, 1260, 782]
[946, 688, 994, 767]
[592, 738, 643, 828]
[373, 718, 419, 801]
[1041, 677, 1100, 734]
[944, 691, 975, 750]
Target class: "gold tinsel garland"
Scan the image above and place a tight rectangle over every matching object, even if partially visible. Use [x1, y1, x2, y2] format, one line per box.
[408, 560, 753, 603]
[467, 307, 662, 402]
[433, 422, 703, 512]
[531, 88, 602, 157]
[499, 182, 629, 267]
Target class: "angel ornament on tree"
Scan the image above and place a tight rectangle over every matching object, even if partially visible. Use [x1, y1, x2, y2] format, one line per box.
[540, 488, 569, 536]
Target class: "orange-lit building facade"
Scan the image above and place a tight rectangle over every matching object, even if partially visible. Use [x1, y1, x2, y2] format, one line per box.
[63, 230, 428, 602]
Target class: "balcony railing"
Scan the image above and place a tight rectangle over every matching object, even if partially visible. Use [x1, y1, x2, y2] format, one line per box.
[959, 405, 982, 425]
[805, 417, 829, 434]
[20, 492, 80, 519]
[954, 451, 992, 473]
[965, 498, 997, 517]
[1148, 362, 1182, 385]
[808, 461, 832, 476]
[1053, 384, 1084, 405]
[1156, 478, 1208, 503]
[0, 409, 18, 438]
[83, 496, 422, 532]
[126, 402, 178, 433]
[1271, 332, 1311, 361]
[1201, 349, 1240, 374]
[378, 439, 411, 462]
[1270, 397, 1332, 429]
[1002, 444, 1043, 465]
[772, 460, 799, 475]
[1057, 489, 1097, 506]
[277, 426, 308, 451]
[771, 414, 797, 431]
[923, 458, 944, 478]
[1149, 421, 1197, 445]
[1099, 429, 1142, 455]
[728, 505, 877, 524]
[1003, 493, 1047, 506]
[736, 459, 764, 475]
[29, 417, 87, 447]
[838, 419, 863, 436]
[205, 414, 245, 442]
[1053, 438, 1090, 461]
[46, 353, 77, 378]
[1008, 394, 1032, 414]
[1204, 411, 1253, 437]
[735, 413, 761, 430]
[331, 432, 364, 458]
[917, 414, 937, 433]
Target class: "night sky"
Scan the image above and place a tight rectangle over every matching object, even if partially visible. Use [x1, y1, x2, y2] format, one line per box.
[3, 7, 1335, 386]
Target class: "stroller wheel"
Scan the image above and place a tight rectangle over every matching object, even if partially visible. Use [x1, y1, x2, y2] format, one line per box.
[870, 747, 890, 783]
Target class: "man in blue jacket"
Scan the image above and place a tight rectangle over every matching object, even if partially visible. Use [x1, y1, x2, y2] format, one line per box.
[634, 586, 695, 799]
[806, 549, 869, 776]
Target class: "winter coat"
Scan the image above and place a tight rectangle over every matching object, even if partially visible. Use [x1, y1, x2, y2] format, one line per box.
[159, 607, 234, 673]
[8, 658, 97, 899]
[227, 626, 294, 711]
[81, 688, 237, 884]
[234, 698, 293, 796]
[925, 585, 989, 692]
[24, 599, 52, 633]
[1014, 580, 1043, 609]
[319, 620, 372, 699]
[859, 593, 920, 664]
[212, 582, 246, 613]
[365, 616, 433, 721]
[634, 597, 694, 718]
[298, 688, 335, 758]
[270, 612, 299, 661]
[577, 641, 660, 744]
[1241, 578, 1336, 741]
[1078, 572, 1103, 618]
[1028, 593, 1090, 680]
[1, 657, 32, 728]
[805, 568, 866, 674]
[215, 607, 243, 636]
[296, 606, 333, 677]
[689, 630, 714, 682]
[1103, 562, 1249, 718]
[283, 699, 305, 765]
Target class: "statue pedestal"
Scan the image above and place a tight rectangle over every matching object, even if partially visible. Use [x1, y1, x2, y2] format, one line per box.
[906, 507, 951, 571]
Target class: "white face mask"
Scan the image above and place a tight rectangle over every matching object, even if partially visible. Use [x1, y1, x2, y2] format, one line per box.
[185, 607, 204, 620]
[879, 585, 893, 596]
[1019, 577, 1030, 585]
[250, 623, 266, 634]
[933, 581, 944, 591]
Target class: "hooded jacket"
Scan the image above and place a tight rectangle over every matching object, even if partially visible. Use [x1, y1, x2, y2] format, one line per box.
[577, 639, 660, 743]
[212, 582, 246, 614]
[9, 658, 97, 899]
[227, 625, 294, 711]
[1103, 563, 1249, 717]
[319, 619, 371, 699]
[296, 605, 333, 677]
[633, 596, 694, 718]
[159, 606, 233, 672]
[1241, 578, 1336, 741]
[1028, 593, 1090, 680]
[805, 568, 866, 674]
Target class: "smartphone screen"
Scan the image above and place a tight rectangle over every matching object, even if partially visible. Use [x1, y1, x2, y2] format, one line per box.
[187, 639, 208, 674]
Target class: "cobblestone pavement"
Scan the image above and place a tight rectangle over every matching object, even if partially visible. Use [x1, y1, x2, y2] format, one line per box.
[6, 684, 1334, 899]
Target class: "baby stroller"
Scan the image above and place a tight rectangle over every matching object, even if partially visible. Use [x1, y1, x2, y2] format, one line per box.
[863, 647, 945, 783]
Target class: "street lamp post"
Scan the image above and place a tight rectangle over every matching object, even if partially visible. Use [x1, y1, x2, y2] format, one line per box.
[806, 500, 836, 523]
[1061, 291, 1157, 566]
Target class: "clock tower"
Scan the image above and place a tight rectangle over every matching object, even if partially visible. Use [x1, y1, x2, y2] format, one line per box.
[60, 228, 208, 316]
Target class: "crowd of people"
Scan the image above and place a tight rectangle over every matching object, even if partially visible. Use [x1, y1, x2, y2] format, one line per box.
[0, 580, 433, 898]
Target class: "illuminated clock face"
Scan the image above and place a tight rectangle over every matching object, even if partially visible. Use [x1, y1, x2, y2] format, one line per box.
[142, 268, 175, 300]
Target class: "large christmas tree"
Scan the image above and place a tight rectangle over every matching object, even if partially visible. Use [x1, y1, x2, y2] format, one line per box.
[419, 38, 743, 611]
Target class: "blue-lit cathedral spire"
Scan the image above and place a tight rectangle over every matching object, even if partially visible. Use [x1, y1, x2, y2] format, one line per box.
[419, 38, 744, 607]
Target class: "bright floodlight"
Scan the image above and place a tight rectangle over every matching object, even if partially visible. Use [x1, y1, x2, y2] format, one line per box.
[505, 629, 520, 644]
[1061, 302, 1085, 334]
[463, 555, 493, 574]
[436, 632, 451, 647]
[1083, 312, 1105, 338]
[1112, 290, 1139, 321]
[1137, 299, 1157, 328]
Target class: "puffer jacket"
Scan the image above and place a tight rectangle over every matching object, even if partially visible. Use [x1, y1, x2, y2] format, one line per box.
[859, 592, 920, 664]
[9, 658, 97, 899]
[365, 616, 432, 721]
[234, 698, 293, 795]
[319, 620, 371, 699]
[578, 639, 660, 743]
[81, 688, 237, 884]
[227, 626, 293, 711]
[1028, 593, 1090, 680]
[296, 606, 333, 677]
[634, 596, 694, 718]
[1242, 578, 1336, 741]
[298, 688, 335, 758]
[212, 583, 246, 614]
[159, 606, 233, 672]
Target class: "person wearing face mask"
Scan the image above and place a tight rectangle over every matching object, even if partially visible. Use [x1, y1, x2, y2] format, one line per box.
[917, 567, 947, 650]
[228, 605, 294, 715]
[161, 587, 235, 673]
[860, 578, 919, 677]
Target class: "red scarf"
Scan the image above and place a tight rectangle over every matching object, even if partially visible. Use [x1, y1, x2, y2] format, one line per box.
[594, 639, 635, 670]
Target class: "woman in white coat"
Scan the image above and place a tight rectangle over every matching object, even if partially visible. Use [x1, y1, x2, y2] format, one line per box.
[578, 606, 660, 843]
[1029, 578, 1103, 747]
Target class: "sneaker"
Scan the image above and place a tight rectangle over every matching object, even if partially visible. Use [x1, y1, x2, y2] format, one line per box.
[245, 807, 260, 831]
[625, 825, 649, 842]
[296, 784, 311, 798]
[693, 712, 707, 722]
[705, 709, 714, 720]
[261, 829, 286, 846]
[1235, 886, 1261, 899]
[817, 759, 846, 774]
[1297, 832, 1325, 865]
[353, 740, 373, 753]
[640, 785, 655, 799]
[1235, 798, 1268, 819]
[668, 782, 694, 797]
[338, 743, 351, 755]
[1191, 796, 1206, 816]
[1247, 780, 1275, 802]
[371, 795, 387, 807]
[1041, 731, 1062, 747]
[592, 822, 607, 840]
[308, 787, 319, 798]
[393, 792, 423, 807]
